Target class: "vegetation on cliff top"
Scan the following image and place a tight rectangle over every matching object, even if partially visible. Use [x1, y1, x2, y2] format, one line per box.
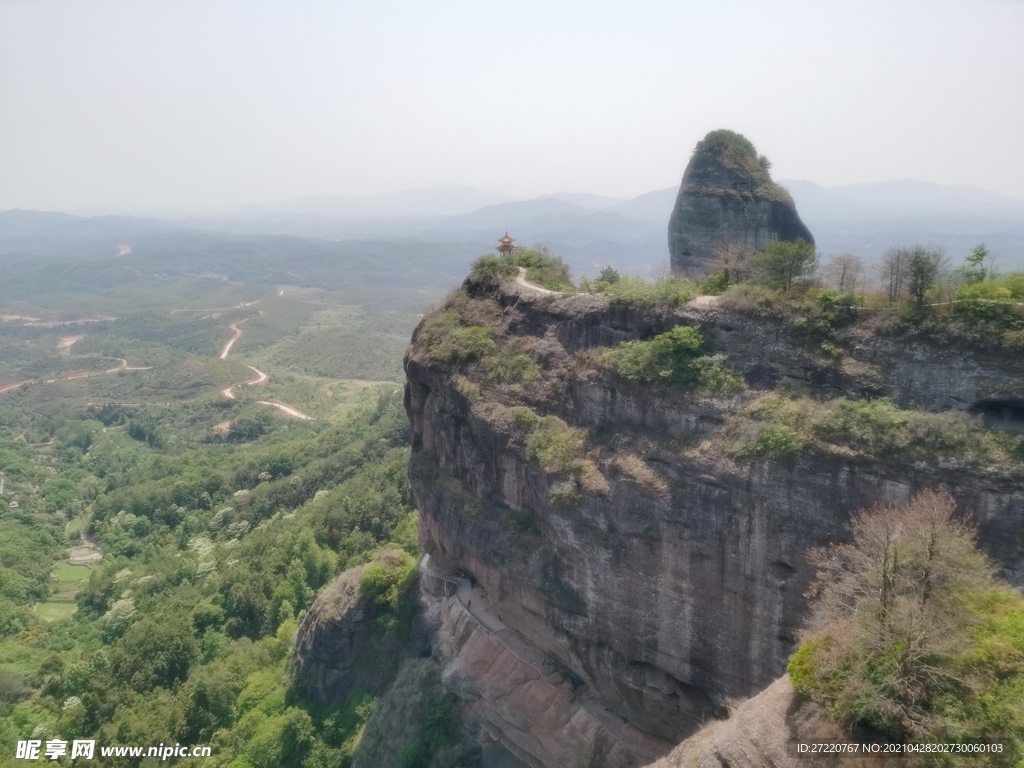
[591, 325, 745, 396]
[789, 490, 1024, 761]
[471, 245, 697, 307]
[712, 241, 1024, 350]
[471, 246, 572, 291]
[716, 394, 1024, 473]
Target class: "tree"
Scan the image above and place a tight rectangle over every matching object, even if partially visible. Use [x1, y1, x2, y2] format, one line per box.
[906, 246, 945, 306]
[110, 617, 199, 692]
[789, 489, 1024, 744]
[876, 246, 910, 302]
[821, 253, 864, 293]
[955, 242, 993, 285]
[597, 266, 620, 285]
[749, 237, 818, 291]
[711, 240, 755, 284]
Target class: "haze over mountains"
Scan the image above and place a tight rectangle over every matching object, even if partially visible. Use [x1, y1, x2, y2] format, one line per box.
[3, 179, 1023, 281]
[219, 178, 1024, 271]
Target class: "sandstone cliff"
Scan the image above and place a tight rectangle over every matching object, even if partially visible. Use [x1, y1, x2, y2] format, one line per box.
[292, 549, 433, 706]
[403, 272, 1024, 765]
[668, 130, 814, 275]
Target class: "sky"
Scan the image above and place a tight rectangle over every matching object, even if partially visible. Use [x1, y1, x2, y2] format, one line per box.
[1, 0, 1023, 215]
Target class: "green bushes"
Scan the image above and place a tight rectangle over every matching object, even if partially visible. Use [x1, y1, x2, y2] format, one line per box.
[488, 405, 607, 498]
[484, 348, 540, 385]
[526, 415, 587, 475]
[585, 274, 696, 306]
[358, 550, 418, 612]
[720, 394, 1024, 470]
[596, 325, 745, 395]
[749, 238, 819, 291]
[789, 490, 1024, 758]
[471, 246, 573, 289]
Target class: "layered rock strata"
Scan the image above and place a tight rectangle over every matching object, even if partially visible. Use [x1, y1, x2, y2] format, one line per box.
[404, 272, 1024, 765]
[668, 130, 814, 275]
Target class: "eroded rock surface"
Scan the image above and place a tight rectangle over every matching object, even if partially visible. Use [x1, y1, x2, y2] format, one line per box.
[668, 130, 814, 275]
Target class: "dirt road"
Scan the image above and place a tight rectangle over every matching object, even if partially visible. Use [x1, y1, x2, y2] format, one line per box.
[220, 320, 248, 359]
[222, 365, 269, 400]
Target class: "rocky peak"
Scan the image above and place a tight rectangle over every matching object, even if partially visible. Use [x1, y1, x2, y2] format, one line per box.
[668, 129, 814, 275]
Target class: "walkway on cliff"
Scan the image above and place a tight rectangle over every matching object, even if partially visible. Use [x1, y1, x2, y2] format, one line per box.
[515, 267, 564, 295]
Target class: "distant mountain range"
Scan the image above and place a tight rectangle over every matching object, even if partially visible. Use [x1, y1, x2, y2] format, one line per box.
[781, 179, 1024, 223]
[3, 179, 1023, 277]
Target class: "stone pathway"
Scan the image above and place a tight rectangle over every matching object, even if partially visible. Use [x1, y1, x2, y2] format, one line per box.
[689, 294, 721, 309]
[515, 267, 564, 295]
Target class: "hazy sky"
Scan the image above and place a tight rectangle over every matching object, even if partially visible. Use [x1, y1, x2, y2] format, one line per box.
[2, 0, 1023, 214]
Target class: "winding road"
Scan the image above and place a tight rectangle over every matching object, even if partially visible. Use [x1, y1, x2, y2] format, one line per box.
[216, 313, 311, 420]
[0, 339, 152, 396]
[1, 298, 312, 422]
[219, 320, 248, 359]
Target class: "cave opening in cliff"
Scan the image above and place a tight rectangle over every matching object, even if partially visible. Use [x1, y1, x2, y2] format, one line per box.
[969, 400, 1024, 433]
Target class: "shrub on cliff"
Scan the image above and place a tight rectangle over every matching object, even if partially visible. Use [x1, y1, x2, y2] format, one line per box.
[598, 325, 745, 395]
[749, 237, 819, 291]
[789, 490, 1024, 758]
[580, 274, 695, 306]
[485, 347, 540, 384]
[722, 394, 1024, 469]
[358, 550, 418, 613]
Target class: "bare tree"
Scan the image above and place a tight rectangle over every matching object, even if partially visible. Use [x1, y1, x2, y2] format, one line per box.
[821, 253, 864, 293]
[710, 240, 755, 283]
[651, 261, 673, 281]
[799, 489, 997, 737]
[876, 246, 910, 301]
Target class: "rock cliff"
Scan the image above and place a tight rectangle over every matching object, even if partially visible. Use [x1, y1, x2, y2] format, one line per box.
[402, 272, 1024, 766]
[668, 130, 814, 275]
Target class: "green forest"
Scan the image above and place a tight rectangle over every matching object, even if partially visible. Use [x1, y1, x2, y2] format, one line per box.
[0, 235, 453, 767]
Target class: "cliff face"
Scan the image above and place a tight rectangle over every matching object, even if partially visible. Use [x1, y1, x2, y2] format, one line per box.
[668, 130, 814, 275]
[403, 274, 1024, 766]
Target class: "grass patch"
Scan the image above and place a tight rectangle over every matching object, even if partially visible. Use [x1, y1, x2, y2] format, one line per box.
[52, 563, 91, 582]
[451, 375, 480, 400]
[65, 517, 85, 536]
[615, 454, 670, 497]
[484, 347, 540, 385]
[498, 406, 608, 499]
[414, 290, 503, 364]
[579, 274, 696, 307]
[718, 394, 1024, 470]
[34, 602, 77, 622]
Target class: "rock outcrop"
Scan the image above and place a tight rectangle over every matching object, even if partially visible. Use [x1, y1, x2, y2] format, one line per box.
[668, 130, 814, 275]
[292, 549, 430, 706]
[403, 272, 1024, 766]
[646, 675, 901, 768]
